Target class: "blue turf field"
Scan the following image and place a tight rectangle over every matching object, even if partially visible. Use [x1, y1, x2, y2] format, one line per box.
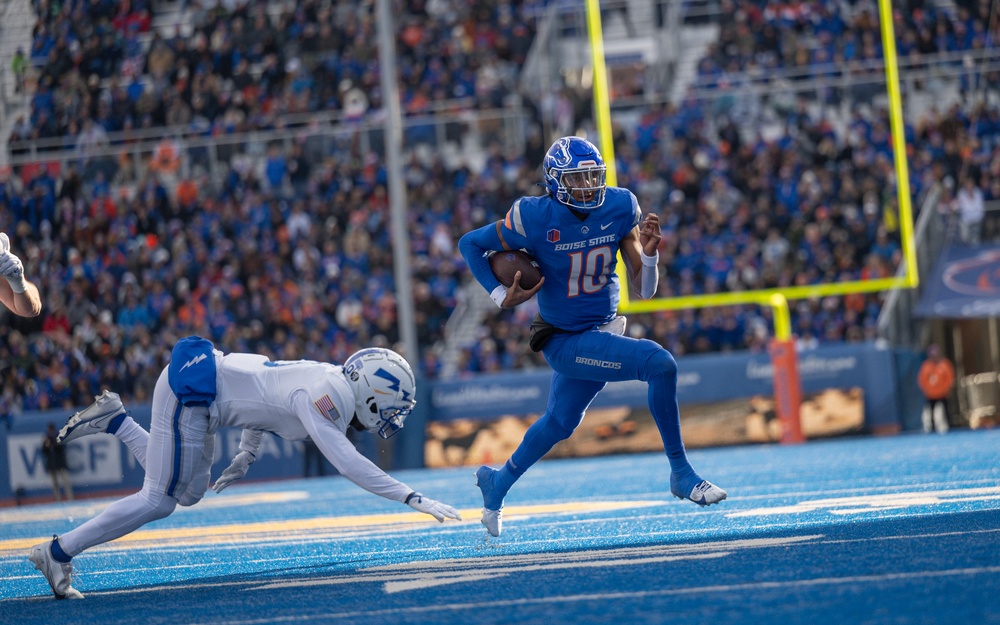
[1, 429, 998, 625]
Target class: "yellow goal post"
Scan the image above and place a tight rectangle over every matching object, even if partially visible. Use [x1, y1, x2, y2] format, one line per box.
[583, 0, 918, 440]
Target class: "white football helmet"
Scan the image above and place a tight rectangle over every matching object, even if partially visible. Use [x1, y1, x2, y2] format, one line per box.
[343, 348, 416, 439]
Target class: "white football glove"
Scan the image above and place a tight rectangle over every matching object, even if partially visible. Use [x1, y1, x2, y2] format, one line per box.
[0, 234, 26, 293]
[212, 451, 255, 493]
[406, 492, 462, 522]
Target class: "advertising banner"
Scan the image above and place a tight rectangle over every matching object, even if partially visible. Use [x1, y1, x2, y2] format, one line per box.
[2, 405, 309, 502]
[425, 343, 897, 468]
[914, 245, 1000, 318]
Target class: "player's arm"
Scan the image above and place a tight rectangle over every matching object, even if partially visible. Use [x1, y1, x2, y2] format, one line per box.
[0, 234, 41, 317]
[0, 279, 41, 317]
[212, 429, 264, 493]
[291, 393, 459, 521]
[459, 218, 543, 309]
[620, 213, 661, 299]
[458, 221, 507, 293]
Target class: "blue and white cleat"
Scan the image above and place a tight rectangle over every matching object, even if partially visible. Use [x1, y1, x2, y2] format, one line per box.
[28, 538, 83, 599]
[670, 472, 727, 506]
[57, 390, 126, 445]
[475, 466, 504, 537]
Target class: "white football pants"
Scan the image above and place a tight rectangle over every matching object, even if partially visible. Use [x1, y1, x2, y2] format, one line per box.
[58, 367, 216, 557]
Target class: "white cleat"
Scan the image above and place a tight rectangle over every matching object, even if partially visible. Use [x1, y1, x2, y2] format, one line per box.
[57, 390, 126, 444]
[481, 508, 502, 537]
[475, 466, 504, 537]
[28, 539, 83, 599]
[670, 471, 727, 507]
[684, 480, 727, 506]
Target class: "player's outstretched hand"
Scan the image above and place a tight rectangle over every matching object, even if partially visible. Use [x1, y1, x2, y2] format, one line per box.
[212, 450, 255, 493]
[501, 272, 544, 308]
[406, 492, 462, 522]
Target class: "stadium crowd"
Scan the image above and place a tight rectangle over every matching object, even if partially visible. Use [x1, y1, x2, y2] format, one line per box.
[9, 0, 537, 156]
[696, 0, 998, 102]
[2, 0, 998, 420]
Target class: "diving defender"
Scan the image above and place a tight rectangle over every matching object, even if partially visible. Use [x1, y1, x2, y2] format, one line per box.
[28, 339, 460, 598]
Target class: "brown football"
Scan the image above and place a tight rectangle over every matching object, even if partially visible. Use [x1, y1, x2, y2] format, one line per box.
[489, 249, 542, 290]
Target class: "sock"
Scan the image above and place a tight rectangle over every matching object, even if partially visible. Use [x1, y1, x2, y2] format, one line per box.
[107, 411, 127, 435]
[114, 416, 149, 470]
[647, 369, 696, 478]
[50, 537, 72, 562]
[494, 459, 524, 499]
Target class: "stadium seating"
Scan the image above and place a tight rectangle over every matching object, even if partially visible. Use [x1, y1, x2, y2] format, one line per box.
[2, 0, 999, 418]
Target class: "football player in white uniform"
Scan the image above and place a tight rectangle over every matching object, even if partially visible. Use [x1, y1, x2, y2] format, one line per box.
[0, 232, 41, 317]
[28, 338, 461, 599]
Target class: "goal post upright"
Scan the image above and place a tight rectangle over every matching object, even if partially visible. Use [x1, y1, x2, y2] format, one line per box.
[582, 1, 915, 443]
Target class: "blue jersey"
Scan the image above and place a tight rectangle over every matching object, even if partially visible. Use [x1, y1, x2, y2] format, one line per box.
[460, 187, 641, 332]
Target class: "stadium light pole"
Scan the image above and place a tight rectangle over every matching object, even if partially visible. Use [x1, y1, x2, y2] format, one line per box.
[376, 0, 422, 469]
[376, 0, 418, 366]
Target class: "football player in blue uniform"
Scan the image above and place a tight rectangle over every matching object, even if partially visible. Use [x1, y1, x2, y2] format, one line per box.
[459, 136, 727, 536]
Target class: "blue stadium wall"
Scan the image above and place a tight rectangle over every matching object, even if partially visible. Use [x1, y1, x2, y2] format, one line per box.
[1, 342, 923, 502]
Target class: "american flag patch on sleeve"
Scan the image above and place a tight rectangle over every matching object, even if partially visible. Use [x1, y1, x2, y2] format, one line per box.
[314, 394, 341, 423]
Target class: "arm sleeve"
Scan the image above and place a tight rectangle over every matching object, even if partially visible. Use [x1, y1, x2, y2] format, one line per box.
[640, 252, 658, 299]
[458, 221, 505, 293]
[291, 393, 412, 502]
[238, 429, 264, 456]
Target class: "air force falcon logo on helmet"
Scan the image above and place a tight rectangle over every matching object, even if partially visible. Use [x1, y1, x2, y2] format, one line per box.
[344, 348, 417, 439]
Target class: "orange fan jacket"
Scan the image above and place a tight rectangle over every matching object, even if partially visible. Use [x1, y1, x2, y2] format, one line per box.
[918, 358, 955, 400]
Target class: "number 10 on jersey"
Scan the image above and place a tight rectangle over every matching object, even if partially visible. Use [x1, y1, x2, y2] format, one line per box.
[566, 246, 614, 297]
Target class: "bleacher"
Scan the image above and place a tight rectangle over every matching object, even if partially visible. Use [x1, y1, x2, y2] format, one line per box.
[2, 0, 1000, 418]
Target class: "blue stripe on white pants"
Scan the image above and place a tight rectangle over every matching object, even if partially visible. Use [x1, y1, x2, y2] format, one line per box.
[57, 368, 213, 557]
[145, 367, 212, 502]
[166, 401, 184, 497]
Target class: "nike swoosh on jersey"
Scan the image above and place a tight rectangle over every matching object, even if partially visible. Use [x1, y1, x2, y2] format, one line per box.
[601, 222, 613, 230]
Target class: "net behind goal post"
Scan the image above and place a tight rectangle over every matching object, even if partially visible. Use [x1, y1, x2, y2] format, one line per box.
[582, 0, 919, 442]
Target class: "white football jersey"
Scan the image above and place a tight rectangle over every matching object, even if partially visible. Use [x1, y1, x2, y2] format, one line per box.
[208, 353, 413, 501]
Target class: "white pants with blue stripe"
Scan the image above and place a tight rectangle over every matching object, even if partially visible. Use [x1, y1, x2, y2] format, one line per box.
[58, 367, 216, 557]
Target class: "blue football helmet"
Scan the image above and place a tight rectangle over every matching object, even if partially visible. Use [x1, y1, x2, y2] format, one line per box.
[543, 136, 607, 211]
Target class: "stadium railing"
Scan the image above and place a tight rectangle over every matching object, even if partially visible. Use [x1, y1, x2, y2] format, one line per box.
[6, 105, 529, 186]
